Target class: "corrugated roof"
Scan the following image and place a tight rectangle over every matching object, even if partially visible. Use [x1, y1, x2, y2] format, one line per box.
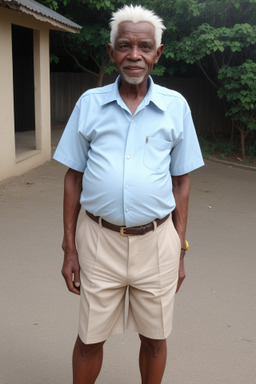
[0, 0, 82, 33]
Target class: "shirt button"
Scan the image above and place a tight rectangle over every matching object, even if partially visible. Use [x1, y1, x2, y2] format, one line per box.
[126, 155, 131, 160]
[125, 208, 129, 212]
[125, 185, 128, 189]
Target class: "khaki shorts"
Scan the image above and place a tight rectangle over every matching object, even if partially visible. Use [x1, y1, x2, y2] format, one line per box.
[76, 213, 180, 344]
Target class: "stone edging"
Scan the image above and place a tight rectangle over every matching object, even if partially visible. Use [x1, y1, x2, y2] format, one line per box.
[206, 156, 256, 171]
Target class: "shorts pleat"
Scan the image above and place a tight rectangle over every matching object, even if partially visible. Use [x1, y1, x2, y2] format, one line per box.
[76, 214, 180, 344]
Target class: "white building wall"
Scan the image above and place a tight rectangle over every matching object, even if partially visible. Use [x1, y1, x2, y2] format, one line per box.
[0, 15, 16, 181]
[0, 7, 51, 182]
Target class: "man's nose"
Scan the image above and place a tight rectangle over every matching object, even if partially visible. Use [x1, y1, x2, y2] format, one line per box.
[129, 46, 141, 60]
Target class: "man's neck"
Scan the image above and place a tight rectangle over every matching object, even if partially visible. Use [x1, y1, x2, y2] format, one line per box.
[119, 77, 149, 114]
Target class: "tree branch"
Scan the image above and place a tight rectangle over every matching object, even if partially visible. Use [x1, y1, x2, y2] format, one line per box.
[62, 36, 98, 77]
[89, 52, 101, 70]
[196, 60, 218, 88]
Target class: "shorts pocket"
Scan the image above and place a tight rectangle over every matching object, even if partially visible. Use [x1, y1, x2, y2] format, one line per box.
[143, 137, 172, 173]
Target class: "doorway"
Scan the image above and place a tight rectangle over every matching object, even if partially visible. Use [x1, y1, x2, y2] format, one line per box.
[12, 24, 36, 156]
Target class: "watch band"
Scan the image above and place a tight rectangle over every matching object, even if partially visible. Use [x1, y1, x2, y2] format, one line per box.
[181, 240, 189, 252]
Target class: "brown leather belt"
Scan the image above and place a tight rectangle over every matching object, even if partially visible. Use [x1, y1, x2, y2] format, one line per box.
[86, 211, 170, 236]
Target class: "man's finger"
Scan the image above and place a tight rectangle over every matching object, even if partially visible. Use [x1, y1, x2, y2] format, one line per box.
[73, 268, 81, 288]
[62, 266, 80, 295]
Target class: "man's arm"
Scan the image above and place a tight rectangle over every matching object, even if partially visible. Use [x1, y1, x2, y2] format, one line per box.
[172, 174, 190, 293]
[61, 168, 83, 295]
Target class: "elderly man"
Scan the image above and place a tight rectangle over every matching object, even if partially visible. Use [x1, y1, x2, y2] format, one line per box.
[54, 5, 204, 384]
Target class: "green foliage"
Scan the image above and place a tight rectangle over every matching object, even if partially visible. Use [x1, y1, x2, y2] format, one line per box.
[165, 23, 256, 67]
[199, 132, 256, 164]
[45, 0, 256, 80]
[49, 0, 179, 82]
[151, 66, 166, 76]
[246, 140, 256, 161]
[217, 60, 256, 131]
[41, 0, 58, 10]
[38, 0, 69, 10]
[162, 0, 256, 158]
[163, 0, 256, 81]
[50, 53, 59, 64]
[44, 0, 256, 158]
[39, 0, 256, 159]
[84, 0, 115, 11]
[199, 136, 237, 158]
[49, 0, 121, 82]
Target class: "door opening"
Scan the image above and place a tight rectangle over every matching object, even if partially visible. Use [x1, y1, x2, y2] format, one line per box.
[12, 24, 36, 156]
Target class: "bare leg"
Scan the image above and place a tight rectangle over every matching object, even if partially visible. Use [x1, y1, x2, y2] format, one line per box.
[139, 334, 167, 384]
[72, 336, 105, 384]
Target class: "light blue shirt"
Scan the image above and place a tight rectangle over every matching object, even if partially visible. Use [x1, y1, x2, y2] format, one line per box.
[54, 76, 204, 226]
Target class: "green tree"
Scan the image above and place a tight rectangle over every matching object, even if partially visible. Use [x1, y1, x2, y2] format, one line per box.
[40, 0, 69, 11]
[165, 22, 256, 87]
[218, 60, 256, 160]
[48, 0, 127, 86]
[44, 0, 202, 83]
[46, 0, 188, 84]
[164, 0, 256, 158]
[42, 0, 256, 157]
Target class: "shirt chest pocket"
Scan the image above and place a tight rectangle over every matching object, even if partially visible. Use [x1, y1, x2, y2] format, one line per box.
[143, 137, 172, 173]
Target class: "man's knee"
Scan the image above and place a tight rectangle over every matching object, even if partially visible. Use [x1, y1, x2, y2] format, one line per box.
[74, 336, 105, 359]
[139, 335, 166, 358]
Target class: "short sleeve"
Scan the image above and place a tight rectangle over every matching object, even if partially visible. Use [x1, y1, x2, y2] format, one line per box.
[53, 101, 90, 172]
[170, 109, 204, 176]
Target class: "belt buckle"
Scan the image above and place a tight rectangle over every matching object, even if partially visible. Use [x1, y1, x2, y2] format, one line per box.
[120, 226, 127, 236]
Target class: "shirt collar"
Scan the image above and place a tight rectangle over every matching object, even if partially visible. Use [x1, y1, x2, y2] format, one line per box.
[145, 77, 167, 111]
[99, 75, 167, 112]
[98, 76, 121, 106]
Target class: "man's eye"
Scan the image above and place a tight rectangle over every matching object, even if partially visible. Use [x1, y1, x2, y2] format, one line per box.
[141, 44, 151, 50]
[119, 44, 128, 50]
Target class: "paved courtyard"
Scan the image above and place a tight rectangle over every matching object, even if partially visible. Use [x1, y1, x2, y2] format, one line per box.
[0, 133, 255, 383]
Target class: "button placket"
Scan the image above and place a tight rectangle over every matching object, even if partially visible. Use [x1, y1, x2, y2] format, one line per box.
[123, 117, 137, 223]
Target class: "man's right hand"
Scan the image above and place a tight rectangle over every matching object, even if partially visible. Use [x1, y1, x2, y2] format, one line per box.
[61, 247, 81, 295]
[61, 168, 83, 295]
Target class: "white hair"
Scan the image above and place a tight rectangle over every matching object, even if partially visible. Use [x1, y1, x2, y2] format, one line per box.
[110, 5, 166, 48]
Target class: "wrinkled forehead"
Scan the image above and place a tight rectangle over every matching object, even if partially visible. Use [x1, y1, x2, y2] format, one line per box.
[116, 21, 156, 43]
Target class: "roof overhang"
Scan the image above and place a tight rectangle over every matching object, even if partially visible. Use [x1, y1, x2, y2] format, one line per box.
[0, 0, 82, 33]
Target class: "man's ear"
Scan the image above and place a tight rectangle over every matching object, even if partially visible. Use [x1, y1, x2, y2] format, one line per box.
[154, 44, 164, 64]
[107, 43, 115, 63]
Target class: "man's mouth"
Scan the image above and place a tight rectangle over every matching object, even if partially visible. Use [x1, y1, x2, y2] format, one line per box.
[121, 65, 147, 75]
[124, 66, 145, 71]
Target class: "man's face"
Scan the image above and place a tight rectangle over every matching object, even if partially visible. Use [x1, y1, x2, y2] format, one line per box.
[108, 21, 164, 86]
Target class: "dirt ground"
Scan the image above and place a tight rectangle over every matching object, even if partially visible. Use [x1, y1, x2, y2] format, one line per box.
[0, 129, 255, 384]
